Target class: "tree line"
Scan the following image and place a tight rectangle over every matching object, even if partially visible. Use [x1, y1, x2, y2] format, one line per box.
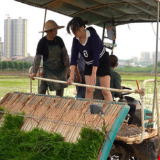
[116, 62, 160, 73]
[1, 60, 160, 73]
[0, 61, 32, 70]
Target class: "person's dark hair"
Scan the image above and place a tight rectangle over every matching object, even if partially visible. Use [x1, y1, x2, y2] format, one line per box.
[86, 26, 96, 33]
[67, 17, 88, 34]
[110, 55, 118, 67]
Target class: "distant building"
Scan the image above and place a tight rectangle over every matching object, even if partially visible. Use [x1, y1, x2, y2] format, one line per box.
[132, 56, 138, 63]
[151, 52, 160, 64]
[4, 17, 28, 59]
[139, 52, 151, 65]
[0, 37, 4, 61]
[0, 37, 4, 55]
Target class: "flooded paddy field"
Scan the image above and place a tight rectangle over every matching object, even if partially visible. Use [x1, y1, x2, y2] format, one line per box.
[0, 73, 160, 113]
[0, 75, 75, 99]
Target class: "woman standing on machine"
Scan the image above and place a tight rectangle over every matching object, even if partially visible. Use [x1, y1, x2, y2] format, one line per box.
[67, 17, 112, 102]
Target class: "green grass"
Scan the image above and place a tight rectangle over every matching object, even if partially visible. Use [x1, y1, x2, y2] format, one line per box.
[0, 76, 27, 79]
[0, 76, 75, 99]
[0, 113, 104, 160]
[121, 74, 160, 81]
[0, 73, 159, 111]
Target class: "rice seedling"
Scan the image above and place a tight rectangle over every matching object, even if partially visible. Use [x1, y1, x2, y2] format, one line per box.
[0, 113, 104, 160]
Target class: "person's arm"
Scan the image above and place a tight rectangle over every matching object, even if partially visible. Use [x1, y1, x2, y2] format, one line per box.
[114, 74, 122, 97]
[61, 47, 70, 75]
[62, 47, 70, 67]
[75, 65, 82, 83]
[67, 38, 79, 85]
[29, 38, 44, 80]
[90, 66, 97, 85]
[67, 65, 76, 85]
[70, 38, 78, 66]
[58, 37, 70, 76]
[90, 32, 101, 85]
[91, 31, 101, 67]
[29, 55, 42, 80]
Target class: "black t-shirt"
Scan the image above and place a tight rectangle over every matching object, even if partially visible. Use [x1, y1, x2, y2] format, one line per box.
[36, 36, 65, 61]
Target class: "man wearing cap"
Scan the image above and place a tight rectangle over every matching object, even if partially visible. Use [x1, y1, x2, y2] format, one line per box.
[29, 20, 70, 96]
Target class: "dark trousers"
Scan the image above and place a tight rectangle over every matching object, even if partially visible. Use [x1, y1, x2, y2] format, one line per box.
[76, 73, 86, 98]
[38, 80, 64, 97]
[74, 72, 86, 98]
[127, 103, 136, 125]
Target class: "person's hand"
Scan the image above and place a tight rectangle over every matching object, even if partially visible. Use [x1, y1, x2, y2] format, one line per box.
[75, 75, 82, 83]
[67, 67, 70, 76]
[67, 74, 74, 85]
[121, 86, 125, 89]
[29, 73, 36, 80]
[90, 73, 96, 85]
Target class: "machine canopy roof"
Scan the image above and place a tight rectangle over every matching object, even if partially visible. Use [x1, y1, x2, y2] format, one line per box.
[14, 0, 159, 27]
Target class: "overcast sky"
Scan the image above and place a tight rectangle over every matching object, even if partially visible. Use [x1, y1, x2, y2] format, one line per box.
[0, 0, 159, 60]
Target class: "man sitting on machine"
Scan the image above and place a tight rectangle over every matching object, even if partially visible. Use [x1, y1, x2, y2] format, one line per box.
[94, 55, 136, 125]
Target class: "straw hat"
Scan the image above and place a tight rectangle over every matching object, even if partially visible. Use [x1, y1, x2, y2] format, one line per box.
[39, 20, 64, 33]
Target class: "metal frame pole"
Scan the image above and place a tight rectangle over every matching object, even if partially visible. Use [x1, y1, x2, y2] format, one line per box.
[156, 87, 160, 139]
[29, 67, 33, 93]
[42, 9, 47, 38]
[111, 20, 115, 55]
[102, 22, 106, 42]
[155, 0, 160, 138]
[37, 9, 47, 93]
[152, 0, 159, 122]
